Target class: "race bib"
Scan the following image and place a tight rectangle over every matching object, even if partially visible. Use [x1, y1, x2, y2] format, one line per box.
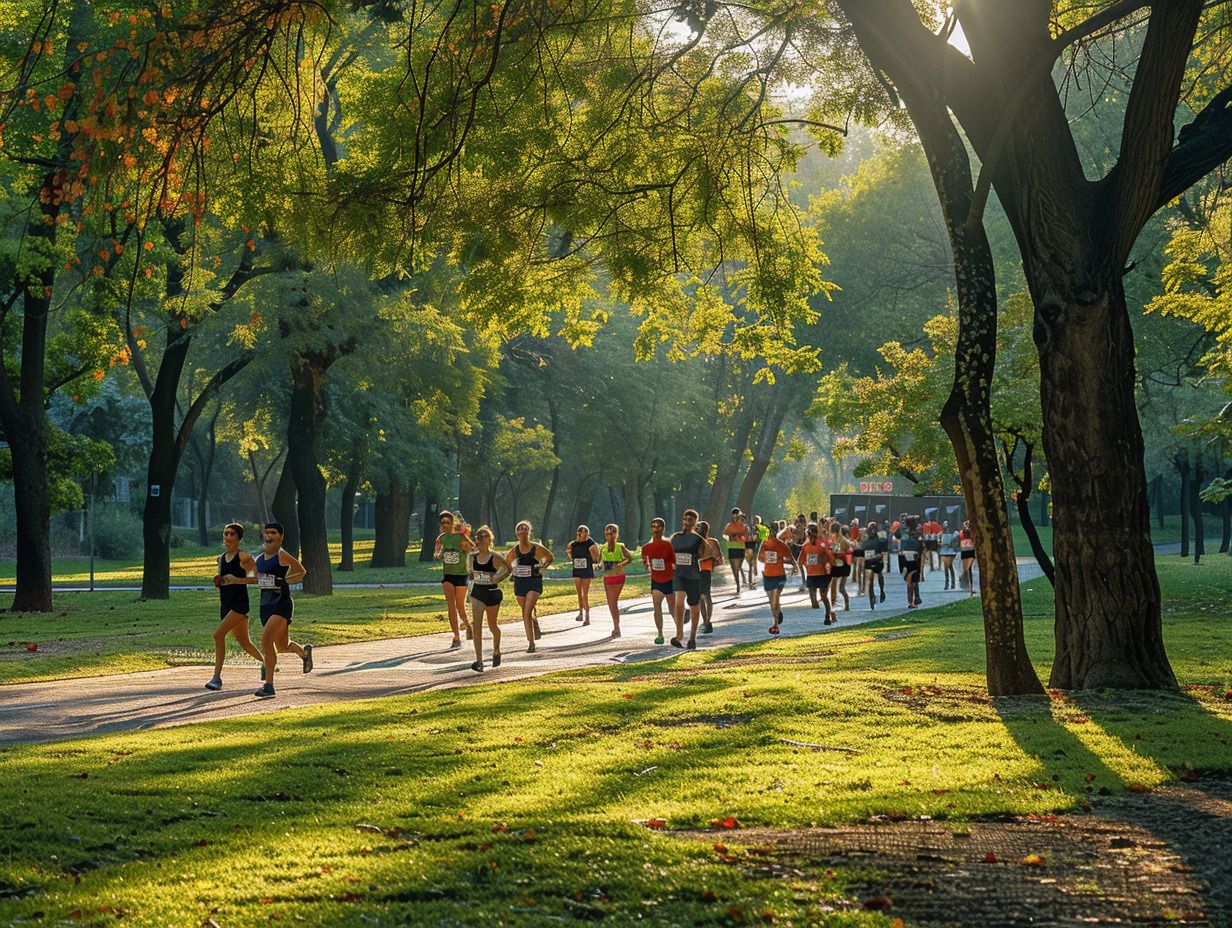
[472, 571, 495, 584]
[650, 558, 665, 571]
[442, 550, 460, 565]
[257, 573, 276, 589]
[806, 553, 819, 566]
[765, 551, 778, 564]
[512, 564, 533, 577]
[573, 557, 588, 570]
[676, 553, 692, 567]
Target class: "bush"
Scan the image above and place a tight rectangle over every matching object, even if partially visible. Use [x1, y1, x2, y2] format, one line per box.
[90, 504, 143, 559]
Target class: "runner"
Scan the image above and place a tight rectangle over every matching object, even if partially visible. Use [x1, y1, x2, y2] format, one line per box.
[901, 517, 924, 608]
[507, 520, 554, 652]
[862, 523, 887, 609]
[828, 525, 852, 612]
[434, 510, 475, 649]
[467, 526, 510, 672]
[722, 509, 749, 595]
[940, 521, 959, 590]
[758, 524, 797, 635]
[744, 515, 763, 587]
[599, 524, 632, 637]
[669, 509, 707, 649]
[959, 520, 976, 594]
[253, 522, 312, 699]
[850, 519, 865, 594]
[799, 524, 834, 622]
[789, 514, 808, 592]
[204, 522, 263, 691]
[696, 520, 723, 635]
[923, 514, 943, 573]
[568, 525, 601, 626]
[641, 517, 677, 645]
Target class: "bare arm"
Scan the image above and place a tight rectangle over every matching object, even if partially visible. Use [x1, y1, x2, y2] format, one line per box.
[279, 550, 307, 585]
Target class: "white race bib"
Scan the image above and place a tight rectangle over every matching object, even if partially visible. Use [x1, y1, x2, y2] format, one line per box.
[573, 557, 588, 569]
[257, 573, 275, 589]
[650, 558, 665, 571]
[442, 550, 460, 565]
[676, 553, 692, 566]
[806, 553, 819, 566]
[512, 564, 532, 577]
[472, 571, 495, 584]
[765, 551, 778, 564]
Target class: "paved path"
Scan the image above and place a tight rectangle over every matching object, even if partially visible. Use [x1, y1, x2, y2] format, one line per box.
[0, 560, 1026, 745]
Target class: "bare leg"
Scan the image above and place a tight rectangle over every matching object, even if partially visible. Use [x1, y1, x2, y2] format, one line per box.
[651, 590, 666, 637]
[443, 581, 463, 639]
[470, 597, 485, 663]
[686, 602, 700, 643]
[605, 579, 624, 633]
[728, 558, 742, 593]
[573, 577, 586, 619]
[487, 605, 501, 658]
[213, 611, 262, 678]
[579, 578, 592, 624]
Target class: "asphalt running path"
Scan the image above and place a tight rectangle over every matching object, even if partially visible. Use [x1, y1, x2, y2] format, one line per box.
[1, 560, 1032, 746]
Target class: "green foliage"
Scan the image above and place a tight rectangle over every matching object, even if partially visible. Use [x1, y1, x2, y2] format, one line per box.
[89, 503, 143, 559]
[0, 424, 114, 514]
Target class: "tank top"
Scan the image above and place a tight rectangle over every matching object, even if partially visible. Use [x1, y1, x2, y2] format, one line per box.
[601, 541, 627, 577]
[671, 531, 704, 580]
[218, 551, 249, 613]
[255, 549, 290, 607]
[569, 540, 597, 576]
[510, 543, 540, 579]
[699, 537, 715, 572]
[471, 552, 499, 588]
[439, 532, 467, 576]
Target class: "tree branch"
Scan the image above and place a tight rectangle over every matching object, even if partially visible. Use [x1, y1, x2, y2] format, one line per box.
[1157, 84, 1232, 209]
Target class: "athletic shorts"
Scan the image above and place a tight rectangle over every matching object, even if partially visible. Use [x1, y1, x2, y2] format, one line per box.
[651, 578, 675, 597]
[762, 574, 786, 591]
[604, 573, 626, 586]
[513, 576, 544, 597]
[925, 540, 940, 551]
[672, 575, 702, 606]
[220, 600, 250, 621]
[744, 541, 757, 550]
[864, 557, 884, 574]
[728, 548, 744, 560]
[442, 573, 468, 588]
[961, 549, 975, 560]
[699, 571, 713, 596]
[789, 544, 802, 560]
[831, 563, 850, 578]
[470, 585, 503, 608]
[806, 574, 828, 591]
[904, 560, 921, 578]
[259, 599, 293, 626]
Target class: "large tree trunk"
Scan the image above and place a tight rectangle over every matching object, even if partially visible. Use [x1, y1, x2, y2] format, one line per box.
[733, 393, 788, 517]
[287, 352, 333, 596]
[542, 396, 563, 543]
[1190, 454, 1205, 565]
[1176, 452, 1190, 559]
[622, 479, 642, 548]
[372, 487, 410, 567]
[271, 457, 299, 558]
[419, 490, 440, 562]
[1039, 280, 1175, 690]
[339, 476, 358, 572]
[702, 380, 758, 528]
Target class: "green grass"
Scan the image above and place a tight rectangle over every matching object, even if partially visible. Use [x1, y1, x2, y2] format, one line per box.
[0, 561, 1230, 926]
[1008, 513, 1190, 559]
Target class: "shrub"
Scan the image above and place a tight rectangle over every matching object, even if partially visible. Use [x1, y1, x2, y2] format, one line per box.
[90, 504, 144, 559]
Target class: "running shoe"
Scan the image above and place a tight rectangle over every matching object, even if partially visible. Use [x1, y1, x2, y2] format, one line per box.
[610, 629, 621, 638]
[449, 638, 462, 650]
[880, 591, 886, 603]
[824, 616, 833, 626]
[254, 684, 276, 698]
[204, 678, 222, 691]
[302, 644, 313, 673]
[686, 639, 696, 650]
[582, 618, 590, 627]
[492, 652, 502, 668]
[768, 624, 780, 635]
[527, 643, 537, 654]
[654, 635, 665, 645]
[575, 612, 584, 622]
[471, 661, 483, 673]
[669, 637, 684, 648]
[908, 602, 917, 609]
[702, 621, 713, 634]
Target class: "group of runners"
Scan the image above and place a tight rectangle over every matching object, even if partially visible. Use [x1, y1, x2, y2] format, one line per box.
[202, 507, 978, 696]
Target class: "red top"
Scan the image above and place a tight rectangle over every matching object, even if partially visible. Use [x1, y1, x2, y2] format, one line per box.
[924, 520, 942, 537]
[641, 540, 676, 582]
[799, 542, 834, 577]
[758, 536, 793, 577]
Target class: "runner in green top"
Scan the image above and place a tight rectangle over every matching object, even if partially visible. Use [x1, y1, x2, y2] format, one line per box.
[434, 510, 475, 650]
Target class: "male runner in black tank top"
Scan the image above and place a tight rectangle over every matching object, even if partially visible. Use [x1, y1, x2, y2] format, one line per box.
[253, 522, 311, 698]
[205, 523, 264, 691]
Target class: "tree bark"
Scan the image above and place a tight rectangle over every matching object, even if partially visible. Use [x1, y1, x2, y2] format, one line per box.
[287, 351, 334, 596]
[372, 486, 411, 567]
[623, 479, 643, 548]
[192, 407, 220, 547]
[271, 459, 299, 558]
[734, 393, 788, 517]
[1176, 452, 1190, 559]
[702, 379, 758, 528]
[1190, 454, 1205, 564]
[542, 395, 562, 543]
[339, 477, 358, 572]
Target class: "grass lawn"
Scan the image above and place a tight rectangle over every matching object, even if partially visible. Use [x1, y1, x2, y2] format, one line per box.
[0, 561, 1230, 926]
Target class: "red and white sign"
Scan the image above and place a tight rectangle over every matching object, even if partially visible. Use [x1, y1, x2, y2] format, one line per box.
[859, 481, 894, 493]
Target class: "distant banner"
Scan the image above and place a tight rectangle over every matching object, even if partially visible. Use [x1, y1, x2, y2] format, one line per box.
[860, 481, 894, 493]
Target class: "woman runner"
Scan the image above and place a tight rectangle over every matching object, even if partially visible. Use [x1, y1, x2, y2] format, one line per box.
[434, 510, 475, 649]
[204, 522, 264, 691]
[829, 525, 852, 612]
[940, 521, 959, 590]
[508, 520, 554, 652]
[467, 526, 510, 672]
[959, 521, 976, 594]
[599, 524, 632, 637]
[569, 525, 601, 626]
[697, 520, 723, 634]
[862, 523, 888, 609]
[722, 509, 749, 595]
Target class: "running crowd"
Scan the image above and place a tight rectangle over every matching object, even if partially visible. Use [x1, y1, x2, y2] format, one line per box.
[202, 509, 978, 697]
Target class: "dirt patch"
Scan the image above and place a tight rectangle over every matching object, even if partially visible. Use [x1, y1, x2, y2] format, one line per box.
[689, 774, 1232, 926]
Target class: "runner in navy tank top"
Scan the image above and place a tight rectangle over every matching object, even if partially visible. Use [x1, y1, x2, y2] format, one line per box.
[253, 522, 312, 698]
[568, 525, 601, 626]
[204, 523, 265, 691]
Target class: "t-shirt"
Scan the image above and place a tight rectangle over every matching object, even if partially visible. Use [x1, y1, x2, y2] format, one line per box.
[641, 539, 676, 583]
[759, 536, 792, 577]
[670, 531, 704, 580]
[924, 521, 942, 540]
[723, 522, 748, 548]
[799, 541, 834, 577]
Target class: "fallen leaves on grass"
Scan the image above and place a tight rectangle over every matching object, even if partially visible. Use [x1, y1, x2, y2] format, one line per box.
[982, 853, 999, 863]
[862, 895, 893, 911]
[711, 816, 741, 829]
[1022, 854, 1045, 866]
